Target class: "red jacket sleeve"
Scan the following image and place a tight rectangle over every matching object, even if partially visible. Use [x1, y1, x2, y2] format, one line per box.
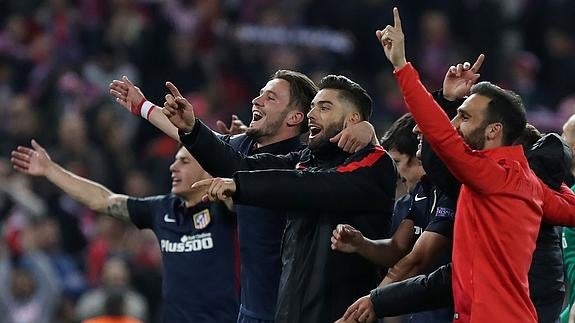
[394, 63, 508, 193]
[541, 183, 575, 226]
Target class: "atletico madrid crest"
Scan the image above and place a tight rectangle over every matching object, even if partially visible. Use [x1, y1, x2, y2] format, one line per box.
[193, 209, 211, 229]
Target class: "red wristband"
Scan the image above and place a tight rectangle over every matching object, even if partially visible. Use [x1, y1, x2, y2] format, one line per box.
[131, 98, 146, 116]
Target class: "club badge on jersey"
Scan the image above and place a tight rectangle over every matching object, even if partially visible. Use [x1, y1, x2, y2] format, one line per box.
[193, 209, 211, 229]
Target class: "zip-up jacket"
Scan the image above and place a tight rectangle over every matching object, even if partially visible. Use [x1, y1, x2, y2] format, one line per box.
[422, 93, 568, 322]
[394, 63, 575, 322]
[180, 121, 397, 323]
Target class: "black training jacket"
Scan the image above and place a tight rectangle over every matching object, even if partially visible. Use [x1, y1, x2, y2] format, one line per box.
[180, 121, 397, 323]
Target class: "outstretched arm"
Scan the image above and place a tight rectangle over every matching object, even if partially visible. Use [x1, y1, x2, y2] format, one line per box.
[193, 146, 396, 213]
[110, 76, 180, 141]
[110, 77, 248, 141]
[379, 8, 505, 193]
[11, 140, 130, 222]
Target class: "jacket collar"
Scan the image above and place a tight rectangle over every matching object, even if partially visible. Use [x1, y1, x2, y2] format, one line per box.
[251, 135, 303, 154]
[482, 145, 528, 166]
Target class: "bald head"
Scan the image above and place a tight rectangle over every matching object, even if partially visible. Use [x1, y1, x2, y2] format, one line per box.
[562, 114, 575, 150]
[562, 114, 575, 174]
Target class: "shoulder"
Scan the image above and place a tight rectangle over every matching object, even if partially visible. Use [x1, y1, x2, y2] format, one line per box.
[339, 145, 393, 172]
[127, 195, 178, 214]
[228, 133, 250, 149]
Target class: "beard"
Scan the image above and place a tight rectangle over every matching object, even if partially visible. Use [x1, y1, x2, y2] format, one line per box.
[245, 109, 290, 140]
[308, 122, 343, 152]
[462, 125, 487, 150]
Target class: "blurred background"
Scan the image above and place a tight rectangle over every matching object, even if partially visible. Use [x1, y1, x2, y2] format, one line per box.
[0, 0, 574, 322]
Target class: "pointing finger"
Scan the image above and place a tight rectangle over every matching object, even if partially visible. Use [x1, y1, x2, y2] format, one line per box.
[393, 7, 402, 32]
[470, 54, 485, 73]
[166, 81, 183, 98]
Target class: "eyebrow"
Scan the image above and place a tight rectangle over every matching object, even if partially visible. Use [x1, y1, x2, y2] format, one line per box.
[312, 100, 334, 106]
[457, 108, 470, 117]
[260, 89, 279, 97]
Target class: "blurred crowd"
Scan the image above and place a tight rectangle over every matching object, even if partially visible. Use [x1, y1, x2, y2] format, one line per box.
[1, 0, 575, 322]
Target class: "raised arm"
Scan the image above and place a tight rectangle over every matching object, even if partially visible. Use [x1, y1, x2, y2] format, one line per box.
[110, 76, 180, 141]
[10, 140, 130, 222]
[379, 8, 506, 193]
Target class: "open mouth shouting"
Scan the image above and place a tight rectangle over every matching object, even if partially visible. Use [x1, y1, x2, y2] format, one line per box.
[309, 123, 322, 139]
[250, 109, 264, 126]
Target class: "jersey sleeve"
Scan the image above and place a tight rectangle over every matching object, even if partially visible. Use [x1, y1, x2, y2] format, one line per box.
[425, 191, 456, 239]
[127, 195, 167, 230]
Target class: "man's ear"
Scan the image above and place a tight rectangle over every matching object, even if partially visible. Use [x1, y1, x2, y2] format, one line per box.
[486, 123, 503, 140]
[344, 111, 361, 128]
[286, 110, 305, 127]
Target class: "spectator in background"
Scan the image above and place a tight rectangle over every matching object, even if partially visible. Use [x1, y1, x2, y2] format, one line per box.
[0, 225, 61, 323]
[76, 257, 147, 322]
[82, 289, 142, 323]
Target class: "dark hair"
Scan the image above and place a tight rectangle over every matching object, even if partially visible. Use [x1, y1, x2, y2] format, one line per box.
[380, 113, 418, 158]
[470, 82, 526, 146]
[318, 75, 373, 121]
[273, 70, 318, 133]
[513, 123, 542, 150]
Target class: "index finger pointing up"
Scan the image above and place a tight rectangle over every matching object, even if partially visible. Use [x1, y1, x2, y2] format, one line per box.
[393, 7, 402, 32]
[470, 54, 486, 73]
[166, 81, 183, 98]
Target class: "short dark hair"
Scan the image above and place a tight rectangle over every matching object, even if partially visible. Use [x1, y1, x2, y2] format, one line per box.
[318, 75, 373, 121]
[513, 123, 542, 150]
[380, 113, 418, 158]
[273, 70, 318, 133]
[470, 82, 526, 146]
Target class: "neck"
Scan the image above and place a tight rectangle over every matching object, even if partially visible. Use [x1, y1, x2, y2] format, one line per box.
[482, 136, 506, 150]
[254, 129, 299, 148]
[183, 188, 207, 208]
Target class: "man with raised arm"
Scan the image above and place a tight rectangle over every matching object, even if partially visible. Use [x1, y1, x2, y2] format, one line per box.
[161, 73, 397, 323]
[109, 71, 377, 323]
[376, 7, 575, 322]
[11, 141, 239, 323]
[110, 71, 316, 323]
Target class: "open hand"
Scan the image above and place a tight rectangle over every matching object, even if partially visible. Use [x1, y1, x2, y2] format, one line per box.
[109, 76, 147, 115]
[216, 115, 247, 135]
[11, 140, 52, 177]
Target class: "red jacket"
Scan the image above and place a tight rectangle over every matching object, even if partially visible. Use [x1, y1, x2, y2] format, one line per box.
[394, 63, 575, 322]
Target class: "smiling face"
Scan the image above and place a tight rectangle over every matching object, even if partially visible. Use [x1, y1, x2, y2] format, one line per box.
[246, 78, 293, 140]
[451, 94, 492, 150]
[307, 89, 351, 152]
[169, 147, 211, 198]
